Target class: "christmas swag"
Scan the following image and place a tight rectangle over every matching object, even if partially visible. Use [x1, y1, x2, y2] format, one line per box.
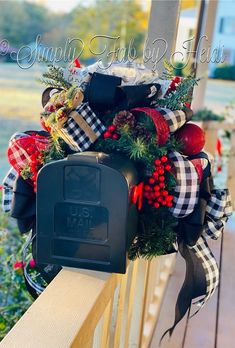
[1, 60, 232, 335]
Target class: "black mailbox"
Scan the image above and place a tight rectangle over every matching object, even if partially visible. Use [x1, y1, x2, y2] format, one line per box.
[36, 152, 138, 273]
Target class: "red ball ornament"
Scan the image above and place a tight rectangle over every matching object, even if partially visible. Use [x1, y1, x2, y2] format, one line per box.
[175, 123, 205, 156]
[161, 156, 168, 163]
[108, 125, 116, 133]
[165, 164, 171, 171]
[144, 185, 151, 191]
[144, 192, 150, 199]
[103, 131, 112, 139]
[162, 190, 168, 196]
[112, 133, 120, 140]
[153, 172, 159, 179]
[154, 159, 161, 166]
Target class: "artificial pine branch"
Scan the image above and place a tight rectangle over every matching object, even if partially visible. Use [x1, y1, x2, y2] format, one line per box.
[128, 207, 177, 260]
[21, 166, 32, 180]
[40, 65, 72, 90]
[157, 77, 199, 110]
[162, 59, 174, 78]
[125, 137, 148, 161]
[42, 137, 65, 164]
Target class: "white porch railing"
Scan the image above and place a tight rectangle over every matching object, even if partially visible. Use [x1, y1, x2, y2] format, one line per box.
[0, 255, 176, 348]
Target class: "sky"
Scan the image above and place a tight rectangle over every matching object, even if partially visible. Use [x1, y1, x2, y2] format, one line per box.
[27, 0, 150, 13]
[27, 0, 95, 13]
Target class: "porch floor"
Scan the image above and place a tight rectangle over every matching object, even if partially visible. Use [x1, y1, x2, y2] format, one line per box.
[150, 215, 235, 348]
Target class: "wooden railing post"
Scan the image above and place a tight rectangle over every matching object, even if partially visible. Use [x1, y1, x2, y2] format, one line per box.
[202, 121, 219, 157]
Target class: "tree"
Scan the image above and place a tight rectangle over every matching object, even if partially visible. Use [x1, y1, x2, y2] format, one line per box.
[0, 1, 53, 47]
[69, 0, 148, 63]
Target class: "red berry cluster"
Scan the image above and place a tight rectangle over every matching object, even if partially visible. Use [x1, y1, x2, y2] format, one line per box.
[26, 145, 44, 192]
[143, 156, 174, 209]
[168, 76, 181, 93]
[103, 125, 120, 140]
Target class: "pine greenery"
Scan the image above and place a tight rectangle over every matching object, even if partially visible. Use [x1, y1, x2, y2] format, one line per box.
[42, 138, 65, 164]
[157, 77, 199, 110]
[128, 207, 177, 259]
[40, 65, 72, 90]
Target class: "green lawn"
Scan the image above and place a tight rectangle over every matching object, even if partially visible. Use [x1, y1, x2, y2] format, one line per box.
[0, 63, 44, 120]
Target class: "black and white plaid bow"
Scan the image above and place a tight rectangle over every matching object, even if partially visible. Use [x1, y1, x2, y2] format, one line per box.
[63, 102, 105, 152]
[155, 107, 192, 133]
[169, 151, 200, 218]
[190, 188, 232, 309]
[1, 167, 17, 212]
[164, 188, 232, 340]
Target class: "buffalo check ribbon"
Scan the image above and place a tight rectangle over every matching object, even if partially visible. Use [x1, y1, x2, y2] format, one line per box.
[1, 167, 17, 212]
[168, 151, 200, 218]
[161, 158, 232, 342]
[155, 107, 193, 133]
[192, 189, 232, 308]
[61, 102, 105, 152]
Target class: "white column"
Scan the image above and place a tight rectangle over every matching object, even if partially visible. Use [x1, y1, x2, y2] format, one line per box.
[192, 0, 218, 111]
[144, 0, 181, 75]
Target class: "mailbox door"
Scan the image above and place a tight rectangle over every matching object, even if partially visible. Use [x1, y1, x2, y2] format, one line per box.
[36, 155, 135, 273]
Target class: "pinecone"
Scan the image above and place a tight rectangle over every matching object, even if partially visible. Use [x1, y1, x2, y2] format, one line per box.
[134, 124, 152, 142]
[113, 111, 136, 129]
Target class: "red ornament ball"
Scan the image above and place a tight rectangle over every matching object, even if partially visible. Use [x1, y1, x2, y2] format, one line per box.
[165, 164, 171, 171]
[112, 133, 120, 140]
[154, 159, 161, 166]
[103, 131, 112, 139]
[161, 156, 168, 163]
[108, 125, 116, 133]
[175, 123, 205, 156]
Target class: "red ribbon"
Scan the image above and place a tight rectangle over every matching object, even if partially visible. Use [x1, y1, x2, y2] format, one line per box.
[74, 58, 81, 68]
[131, 107, 170, 145]
[7, 134, 49, 176]
[131, 182, 144, 210]
[190, 159, 204, 183]
[216, 138, 222, 172]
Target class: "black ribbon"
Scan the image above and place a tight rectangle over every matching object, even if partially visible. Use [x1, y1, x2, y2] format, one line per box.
[178, 176, 212, 246]
[161, 152, 214, 343]
[160, 240, 207, 343]
[11, 176, 36, 234]
[84, 72, 161, 113]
